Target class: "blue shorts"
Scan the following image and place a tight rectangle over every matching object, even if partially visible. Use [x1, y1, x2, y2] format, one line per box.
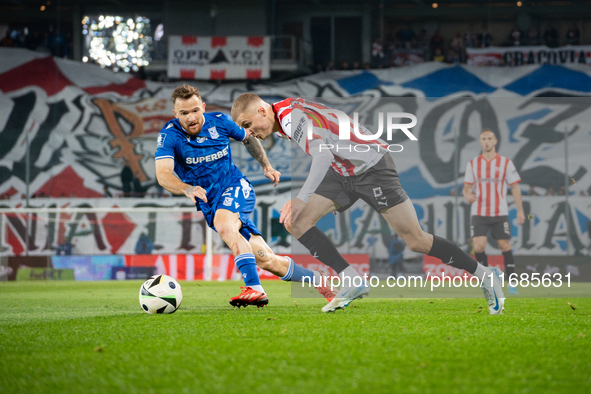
[200, 178, 262, 241]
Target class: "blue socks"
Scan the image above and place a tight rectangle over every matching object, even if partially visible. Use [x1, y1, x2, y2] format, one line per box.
[280, 257, 315, 284]
[234, 253, 263, 292]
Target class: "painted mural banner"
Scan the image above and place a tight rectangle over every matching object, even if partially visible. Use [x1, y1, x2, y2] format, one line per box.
[167, 36, 271, 80]
[1, 194, 589, 257]
[2, 48, 591, 204]
[466, 45, 591, 67]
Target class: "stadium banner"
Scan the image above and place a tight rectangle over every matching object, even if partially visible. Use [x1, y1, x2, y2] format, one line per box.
[52, 255, 125, 281]
[167, 36, 271, 80]
[16, 267, 75, 281]
[1, 195, 588, 257]
[2, 48, 591, 204]
[466, 45, 591, 66]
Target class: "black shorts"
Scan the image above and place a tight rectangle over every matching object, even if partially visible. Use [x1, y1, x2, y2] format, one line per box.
[314, 154, 409, 213]
[471, 215, 511, 239]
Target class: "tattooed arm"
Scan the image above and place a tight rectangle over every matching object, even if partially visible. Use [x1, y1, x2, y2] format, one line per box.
[243, 135, 281, 186]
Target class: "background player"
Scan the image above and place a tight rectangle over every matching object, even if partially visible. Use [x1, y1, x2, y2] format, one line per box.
[155, 86, 334, 308]
[463, 129, 525, 294]
[231, 94, 505, 315]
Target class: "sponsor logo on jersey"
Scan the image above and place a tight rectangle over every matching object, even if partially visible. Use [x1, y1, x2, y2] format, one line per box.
[208, 127, 219, 139]
[223, 197, 233, 206]
[373, 187, 383, 198]
[166, 123, 174, 129]
[157, 133, 166, 148]
[292, 117, 306, 144]
[185, 146, 229, 164]
[240, 178, 251, 199]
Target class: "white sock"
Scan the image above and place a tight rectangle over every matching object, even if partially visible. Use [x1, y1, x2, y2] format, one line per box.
[250, 285, 265, 293]
[473, 263, 489, 282]
[340, 265, 362, 287]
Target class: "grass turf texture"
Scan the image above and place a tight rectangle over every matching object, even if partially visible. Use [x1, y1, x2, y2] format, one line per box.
[1, 280, 590, 394]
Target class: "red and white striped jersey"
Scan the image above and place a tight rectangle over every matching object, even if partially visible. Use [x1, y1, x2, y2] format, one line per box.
[464, 153, 521, 217]
[272, 97, 388, 176]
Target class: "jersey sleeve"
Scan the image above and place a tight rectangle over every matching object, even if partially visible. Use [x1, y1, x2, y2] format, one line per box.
[464, 161, 474, 184]
[155, 130, 176, 160]
[219, 113, 247, 142]
[506, 160, 521, 185]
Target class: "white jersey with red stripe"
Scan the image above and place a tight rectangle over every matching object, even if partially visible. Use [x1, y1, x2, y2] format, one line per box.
[464, 153, 521, 217]
[272, 97, 387, 176]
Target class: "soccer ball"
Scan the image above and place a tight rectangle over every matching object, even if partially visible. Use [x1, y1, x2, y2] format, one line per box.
[139, 275, 183, 314]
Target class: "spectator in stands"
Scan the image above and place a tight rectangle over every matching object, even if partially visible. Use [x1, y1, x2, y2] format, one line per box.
[325, 61, 335, 71]
[508, 26, 523, 46]
[397, 24, 416, 49]
[0, 30, 15, 47]
[371, 36, 385, 68]
[103, 186, 113, 198]
[526, 26, 540, 45]
[363, 62, 371, 70]
[132, 172, 145, 197]
[135, 233, 154, 254]
[477, 30, 492, 47]
[557, 184, 566, 196]
[566, 26, 580, 45]
[430, 30, 445, 54]
[56, 236, 73, 256]
[416, 28, 429, 52]
[527, 185, 539, 196]
[340, 60, 350, 70]
[314, 64, 323, 73]
[546, 187, 556, 196]
[451, 31, 464, 52]
[543, 26, 559, 48]
[432, 48, 445, 62]
[121, 162, 134, 197]
[446, 49, 461, 64]
[464, 26, 477, 49]
[352, 61, 361, 70]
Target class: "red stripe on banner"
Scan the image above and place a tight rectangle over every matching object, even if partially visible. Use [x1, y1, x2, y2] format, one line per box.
[36, 166, 103, 198]
[182, 36, 198, 45]
[210, 69, 226, 80]
[176, 255, 186, 280]
[101, 210, 137, 254]
[211, 37, 227, 47]
[246, 69, 262, 79]
[83, 78, 146, 97]
[6, 225, 23, 256]
[247, 37, 264, 47]
[0, 56, 73, 96]
[179, 69, 196, 80]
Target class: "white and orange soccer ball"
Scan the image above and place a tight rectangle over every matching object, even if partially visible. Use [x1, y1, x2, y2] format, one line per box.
[139, 275, 183, 314]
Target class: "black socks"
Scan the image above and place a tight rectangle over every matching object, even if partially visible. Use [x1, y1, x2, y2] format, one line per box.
[428, 235, 478, 275]
[297, 227, 350, 274]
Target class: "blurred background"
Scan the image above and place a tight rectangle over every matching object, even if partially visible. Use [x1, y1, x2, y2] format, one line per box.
[1, 0, 590, 283]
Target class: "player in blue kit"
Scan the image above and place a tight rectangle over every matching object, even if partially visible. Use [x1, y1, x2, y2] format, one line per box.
[155, 85, 335, 308]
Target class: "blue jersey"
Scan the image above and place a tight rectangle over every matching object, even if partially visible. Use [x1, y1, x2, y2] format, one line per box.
[155, 112, 248, 215]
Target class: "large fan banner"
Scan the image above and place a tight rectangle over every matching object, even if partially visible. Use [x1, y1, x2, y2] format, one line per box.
[466, 45, 591, 66]
[167, 35, 271, 80]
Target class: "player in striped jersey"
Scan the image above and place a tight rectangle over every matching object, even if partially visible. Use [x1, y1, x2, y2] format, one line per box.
[463, 129, 525, 294]
[231, 94, 506, 315]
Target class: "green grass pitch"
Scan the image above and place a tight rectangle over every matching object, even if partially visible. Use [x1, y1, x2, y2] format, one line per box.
[1, 280, 590, 394]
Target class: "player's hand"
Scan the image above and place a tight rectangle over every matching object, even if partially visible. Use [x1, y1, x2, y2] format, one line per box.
[289, 198, 307, 224]
[184, 185, 207, 203]
[264, 166, 281, 187]
[517, 210, 525, 225]
[465, 193, 476, 203]
[279, 200, 291, 224]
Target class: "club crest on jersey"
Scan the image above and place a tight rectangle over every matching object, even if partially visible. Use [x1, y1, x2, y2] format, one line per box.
[223, 197, 233, 206]
[196, 137, 206, 143]
[157, 133, 166, 148]
[373, 187, 383, 198]
[208, 127, 219, 139]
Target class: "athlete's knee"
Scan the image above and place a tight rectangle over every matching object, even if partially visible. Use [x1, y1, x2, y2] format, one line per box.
[404, 232, 431, 254]
[497, 240, 511, 252]
[215, 222, 239, 240]
[473, 244, 486, 253]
